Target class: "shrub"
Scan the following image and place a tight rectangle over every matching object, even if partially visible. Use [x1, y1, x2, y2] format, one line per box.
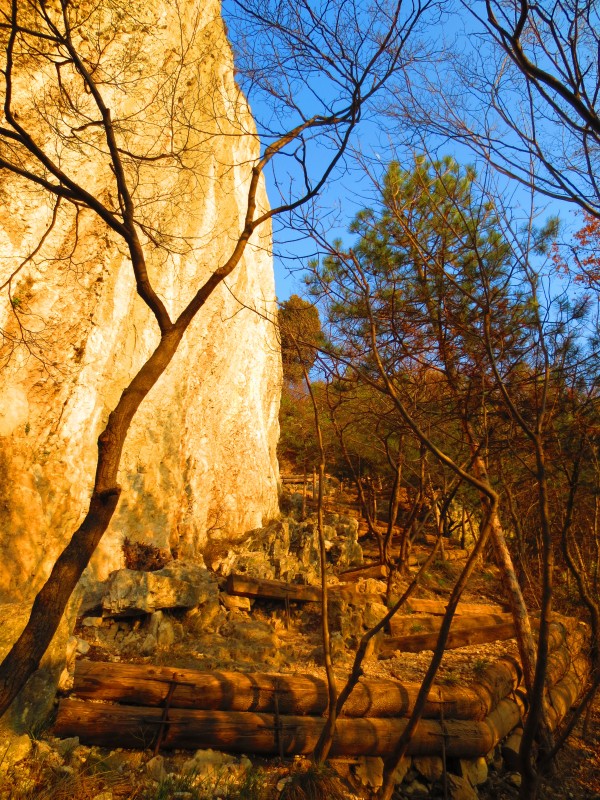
[122, 537, 171, 572]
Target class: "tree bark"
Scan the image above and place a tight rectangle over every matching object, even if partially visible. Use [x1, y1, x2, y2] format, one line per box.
[0, 327, 184, 715]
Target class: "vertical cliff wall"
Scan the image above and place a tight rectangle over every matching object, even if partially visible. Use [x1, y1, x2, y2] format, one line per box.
[0, 0, 281, 604]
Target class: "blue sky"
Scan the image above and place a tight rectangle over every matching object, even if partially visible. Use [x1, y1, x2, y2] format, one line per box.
[222, 1, 585, 303]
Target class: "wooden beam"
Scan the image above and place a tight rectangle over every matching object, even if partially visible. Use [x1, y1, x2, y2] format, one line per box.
[72, 660, 515, 721]
[339, 563, 389, 582]
[52, 700, 514, 758]
[381, 617, 577, 657]
[388, 613, 514, 638]
[73, 656, 525, 720]
[401, 598, 509, 616]
[379, 622, 518, 656]
[225, 574, 384, 604]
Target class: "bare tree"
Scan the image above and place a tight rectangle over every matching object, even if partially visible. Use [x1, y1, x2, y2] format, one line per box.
[390, 0, 600, 218]
[0, 0, 435, 717]
[308, 152, 600, 797]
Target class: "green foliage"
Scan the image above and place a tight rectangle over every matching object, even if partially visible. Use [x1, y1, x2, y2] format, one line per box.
[277, 382, 322, 472]
[279, 295, 324, 385]
[312, 155, 524, 394]
[472, 658, 490, 677]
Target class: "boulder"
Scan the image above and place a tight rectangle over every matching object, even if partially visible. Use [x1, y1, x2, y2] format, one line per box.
[414, 755, 444, 783]
[182, 748, 250, 784]
[328, 515, 363, 567]
[448, 774, 479, 800]
[354, 756, 384, 789]
[0, 597, 77, 736]
[214, 514, 363, 586]
[0, 732, 31, 774]
[145, 755, 166, 782]
[391, 756, 412, 784]
[501, 727, 523, 772]
[405, 779, 430, 797]
[102, 562, 218, 616]
[460, 757, 488, 787]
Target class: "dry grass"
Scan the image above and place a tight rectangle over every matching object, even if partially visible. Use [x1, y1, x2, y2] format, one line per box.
[279, 763, 348, 800]
[122, 537, 171, 572]
[3, 762, 133, 800]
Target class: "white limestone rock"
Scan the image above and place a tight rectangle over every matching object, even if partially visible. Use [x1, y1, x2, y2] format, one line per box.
[354, 756, 384, 789]
[103, 562, 218, 616]
[0, 732, 31, 773]
[460, 757, 489, 787]
[448, 774, 480, 800]
[414, 755, 444, 783]
[0, 0, 281, 612]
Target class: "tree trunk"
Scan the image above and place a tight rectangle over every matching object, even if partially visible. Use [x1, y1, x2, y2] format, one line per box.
[383, 445, 404, 564]
[0, 327, 184, 717]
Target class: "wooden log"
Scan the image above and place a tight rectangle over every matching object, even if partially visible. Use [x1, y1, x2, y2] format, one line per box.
[388, 613, 514, 638]
[52, 699, 523, 758]
[381, 617, 576, 656]
[547, 619, 578, 650]
[339, 563, 389, 582]
[471, 623, 582, 704]
[281, 475, 307, 484]
[413, 549, 469, 564]
[380, 622, 518, 656]
[480, 692, 527, 750]
[545, 654, 589, 729]
[225, 574, 383, 604]
[476, 657, 522, 712]
[402, 598, 509, 616]
[72, 660, 492, 720]
[60, 646, 589, 758]
[544, 629, 586, 688]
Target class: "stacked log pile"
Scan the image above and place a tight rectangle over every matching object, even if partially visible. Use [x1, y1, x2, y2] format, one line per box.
[55, 616, 588, 758]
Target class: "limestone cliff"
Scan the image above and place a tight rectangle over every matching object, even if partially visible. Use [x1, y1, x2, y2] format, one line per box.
[0, 0, 281, 605]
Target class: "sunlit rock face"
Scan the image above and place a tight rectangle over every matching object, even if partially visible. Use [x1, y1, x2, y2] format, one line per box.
[0, 0, 281, 605]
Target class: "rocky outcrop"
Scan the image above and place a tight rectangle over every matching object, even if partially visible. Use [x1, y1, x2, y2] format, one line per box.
[0, 598, 78, 735]
[103, 562, 219, 617]
[0, 0, 281, 607]
[208, 514, 362, 584]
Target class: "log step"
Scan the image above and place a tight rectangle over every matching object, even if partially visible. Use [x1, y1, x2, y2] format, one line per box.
[380, 618, 576, 657]
[388, 612, 514, 638]
[53, 699, 521, 759]
[55, 652, 587, 759]
[339, 563, 389, 582]
[380, 622, 517, 656]
[54, 652, 588, 759]
[72, 659, 521, 720]
[401, 598, 509, 616]
[225, 574, 384, 604]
